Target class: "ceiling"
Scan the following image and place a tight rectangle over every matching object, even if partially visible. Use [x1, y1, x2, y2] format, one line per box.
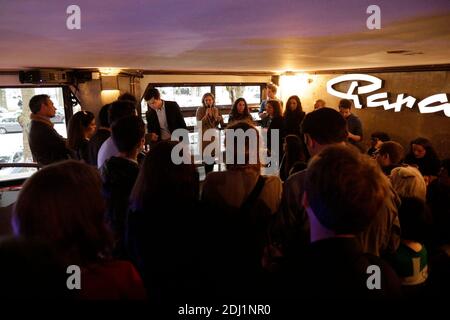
[1, 0, 449, 72]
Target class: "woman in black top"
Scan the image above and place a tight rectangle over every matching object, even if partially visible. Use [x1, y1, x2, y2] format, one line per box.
[404, 137, 441, 180]
[283, 95, 305, 137]
[266, 100, 285, 166]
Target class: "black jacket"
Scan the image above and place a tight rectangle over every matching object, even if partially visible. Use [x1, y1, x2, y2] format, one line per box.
[267, 116, 285, 152]
[29, 120, 71, 165]
[282, 237, 402, 299]
[87, 128, 111, 166]
[283, 111, 305, 137]
[145, 101, 187, 141]
[100, 156, 139, 258]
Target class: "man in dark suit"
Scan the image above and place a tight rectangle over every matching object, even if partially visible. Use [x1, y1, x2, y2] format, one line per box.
[28, 94, 71, 166]
[144, 88, 187, 144]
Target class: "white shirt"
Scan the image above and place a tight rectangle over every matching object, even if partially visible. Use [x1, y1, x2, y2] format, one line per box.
[97, 137, 119, 168]
[151, 101, 171, 141]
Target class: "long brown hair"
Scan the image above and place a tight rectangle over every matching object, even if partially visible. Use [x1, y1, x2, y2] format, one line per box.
[284, 95, 303, 117]
[202, 92, 215, 108]
[67, 110, 94, 150]
[230, 98, 250, 118]
[130, 141, 199, 212]
[13, 160, 113, 265]
[266, 100, 282, 118]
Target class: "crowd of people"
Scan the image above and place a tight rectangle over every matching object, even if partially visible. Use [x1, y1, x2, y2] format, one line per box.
[0, 84, 448, 301]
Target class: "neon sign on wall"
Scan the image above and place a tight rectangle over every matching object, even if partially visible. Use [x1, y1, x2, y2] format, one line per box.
[326, 74, 450, 117]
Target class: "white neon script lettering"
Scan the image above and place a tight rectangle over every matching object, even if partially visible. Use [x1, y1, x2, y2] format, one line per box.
[327, 74, 450, 117]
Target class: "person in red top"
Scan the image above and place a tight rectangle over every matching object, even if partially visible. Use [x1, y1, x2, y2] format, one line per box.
[13, 160, 146, 300]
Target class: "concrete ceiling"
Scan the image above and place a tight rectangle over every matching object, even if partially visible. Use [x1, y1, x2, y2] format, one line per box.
[0, 0, 449, 72]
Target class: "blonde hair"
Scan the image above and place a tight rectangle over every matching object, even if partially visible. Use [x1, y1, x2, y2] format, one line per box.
[267, 83, 278, 94]
[390, 165, 427, 200]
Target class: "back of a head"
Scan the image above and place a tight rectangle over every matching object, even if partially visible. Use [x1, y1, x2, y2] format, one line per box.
[130, 141, 199, 211]
[379, 141, 405, 165]
[285, 134, 304, 161]
[305, 145, 389, 234]
[285, 134, 302, 151]
[314, 99, 326, 109]
[108, 100, 136, 125]
[0, 236, 69, 299]
[13, 160, 112, 265]
[111, 116, 145, 154]
[98, 103, 111, 128]
[301, 107, 347, 145]
[371, 131, 390, 142]
[29, 94, 49, 114]
[390, 165, 427, 200]
[118, 92, 137, 104]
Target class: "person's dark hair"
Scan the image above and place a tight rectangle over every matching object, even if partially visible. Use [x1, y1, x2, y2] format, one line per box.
[143, 88, 161, 101]
[230, 98, 250, 118]
[378, 141, 405, 165]
[284, 95, 303, 117]
[301, 107, 347, 144]
[267, 100, 282, 118]
[29, 94, 50, 114]
[398, 197, 429, 243]
[0, 236, 70, 299]
[130, 141, 199, 212]
[67, 110, 95, 150]
[108, 99, 136, 125]
[98, 103, 111, 128]
[118, 92, 137, 104]
[111, 116, 145, 154]
[202, 92, 215, 108]
[305, 145, 389, 234]
[13, 160, 113, 266]
[408, 137, 439, 160]
[371, 131, 390, 142]
[338, 99, 352, 110]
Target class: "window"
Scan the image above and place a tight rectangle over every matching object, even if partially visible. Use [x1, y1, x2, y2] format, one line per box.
[0, 87, 73, 183]
[215, 85, 261, 105]
[141, 83, 263, 117]
[141, 86, 212, 117]
[140, 83, 264, 155]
